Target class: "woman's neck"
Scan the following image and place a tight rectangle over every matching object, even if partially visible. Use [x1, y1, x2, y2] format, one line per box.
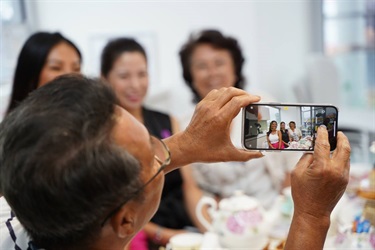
[127, 107, 144, 124]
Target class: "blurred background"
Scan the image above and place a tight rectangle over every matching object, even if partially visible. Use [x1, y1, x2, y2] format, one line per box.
[1, 0, 374, 164]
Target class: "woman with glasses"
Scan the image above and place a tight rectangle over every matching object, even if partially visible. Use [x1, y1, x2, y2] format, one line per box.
[100, 38, 203, 249]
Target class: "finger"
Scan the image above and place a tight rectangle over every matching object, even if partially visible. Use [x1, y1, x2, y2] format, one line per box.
[313, 125, 331, 161]
[332, 132, 351, 167]
[215, 87, 257, 109]
[295, 153, 314, 170]
[206, 87, 260, 109]
[221, 94, 261, 120]
[228, 149, 264, 162]
[291, 153, 313, 179]
[202, 88, 220, 101]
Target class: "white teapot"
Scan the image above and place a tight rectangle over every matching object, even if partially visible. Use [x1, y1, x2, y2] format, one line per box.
[196, 190, 280, 249]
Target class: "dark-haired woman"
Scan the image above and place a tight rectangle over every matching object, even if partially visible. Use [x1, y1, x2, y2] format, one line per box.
[280, 121, 290, 148]
[0, 31, 82, 250]
[267, 120, 283, 149]
[288, 121, 302, 142]
[100, 38, 202, 249]
[178, 29, 297, 210]
[7, 32, 82, 113]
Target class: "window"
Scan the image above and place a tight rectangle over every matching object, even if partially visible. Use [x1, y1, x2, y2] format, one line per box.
[322, 0, 375, 109]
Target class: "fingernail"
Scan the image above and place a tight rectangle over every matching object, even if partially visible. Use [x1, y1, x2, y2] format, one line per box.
[319, 125, 327, 130]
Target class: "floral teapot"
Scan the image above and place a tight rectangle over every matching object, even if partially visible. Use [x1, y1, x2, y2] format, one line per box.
[196, 190, 280, 249]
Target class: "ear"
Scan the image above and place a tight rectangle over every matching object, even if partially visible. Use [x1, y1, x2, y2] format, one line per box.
[110, 203, 136, 239]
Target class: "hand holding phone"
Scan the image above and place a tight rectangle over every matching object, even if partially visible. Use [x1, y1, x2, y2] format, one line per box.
[242, 103, 338, 152]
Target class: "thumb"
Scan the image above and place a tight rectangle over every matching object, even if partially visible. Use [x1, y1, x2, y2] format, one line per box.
[228, 149, 264, 162]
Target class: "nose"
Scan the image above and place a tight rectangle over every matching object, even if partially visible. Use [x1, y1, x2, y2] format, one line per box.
[62, 67, 74, 75]
[207, 65, 219, 77]
[127, 76, 142, 89]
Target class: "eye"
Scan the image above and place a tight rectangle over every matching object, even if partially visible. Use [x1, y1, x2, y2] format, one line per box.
[139, 71, 148, 78]
[215, 59, 226, 67]
[49, 66, 62, 71]
[72, 65, 81, 73]
[118, 74, 129, 79]
[194, 63, 207, 70]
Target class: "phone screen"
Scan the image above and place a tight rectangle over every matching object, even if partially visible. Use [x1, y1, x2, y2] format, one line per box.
[242, 103, 338, 151]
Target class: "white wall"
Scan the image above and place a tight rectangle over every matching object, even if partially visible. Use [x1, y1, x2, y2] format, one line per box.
[30, 1, 312, 117]
[280, 107, 302, 129]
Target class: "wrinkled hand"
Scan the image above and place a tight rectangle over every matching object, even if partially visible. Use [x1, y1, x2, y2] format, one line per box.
[291, 126, 351, 219]
[177, 87, 263, 163]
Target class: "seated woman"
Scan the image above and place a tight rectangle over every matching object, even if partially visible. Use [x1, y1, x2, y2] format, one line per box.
[267, 120, 283, 149]
[280, 121, 290, 148]
[178, 29, 300, 209]
[100, 38, 202, 249]
[288, 121, 302, 142]
[1, 31, 82, 250]
[6, 32, 81, 114]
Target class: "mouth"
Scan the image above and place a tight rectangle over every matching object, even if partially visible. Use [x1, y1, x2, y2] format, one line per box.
[126, 95, 142, 103]
[207, 79, 224, 88]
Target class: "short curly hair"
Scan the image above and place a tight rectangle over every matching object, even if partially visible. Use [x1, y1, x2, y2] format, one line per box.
[179, 29, 245, 103]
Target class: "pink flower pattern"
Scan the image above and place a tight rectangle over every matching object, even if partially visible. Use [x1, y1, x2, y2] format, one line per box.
[226, 209, 263, 234]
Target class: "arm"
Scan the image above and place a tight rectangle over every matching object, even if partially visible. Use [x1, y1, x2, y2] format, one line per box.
[143, 222, 187, 246]
[170, 116, 208, 233]
[278, 130, 282, 149]
[285, 127, 350, 250]
[163, 87, 263, 173]
[288, 130, 293, 142]
[267, 134, 274, 149]
[180, 166, 209, 233]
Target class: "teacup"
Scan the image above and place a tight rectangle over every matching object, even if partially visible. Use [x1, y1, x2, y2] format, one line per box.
[167, 232, 203, 250]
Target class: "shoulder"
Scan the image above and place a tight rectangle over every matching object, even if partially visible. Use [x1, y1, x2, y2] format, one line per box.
[0, 197, 31, 249]
[143, 107, 171, 120]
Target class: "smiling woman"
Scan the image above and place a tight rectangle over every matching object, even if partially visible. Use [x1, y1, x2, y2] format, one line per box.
[6, 31, 82, 114]
[100, 38, 201, 249]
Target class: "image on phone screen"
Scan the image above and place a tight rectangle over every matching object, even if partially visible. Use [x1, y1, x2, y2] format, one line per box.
[242, 104, 338, 151]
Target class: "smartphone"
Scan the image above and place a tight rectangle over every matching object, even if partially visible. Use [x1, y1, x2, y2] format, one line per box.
[242, 103, 338, 152]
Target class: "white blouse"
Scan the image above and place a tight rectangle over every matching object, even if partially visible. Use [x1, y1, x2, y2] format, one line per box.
[268, 132, 279, 144]
[288, 128, 302, 142]
[180, 111, 302, 209]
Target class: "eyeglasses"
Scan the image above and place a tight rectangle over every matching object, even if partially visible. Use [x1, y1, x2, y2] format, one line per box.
[100, 136, 171, 227]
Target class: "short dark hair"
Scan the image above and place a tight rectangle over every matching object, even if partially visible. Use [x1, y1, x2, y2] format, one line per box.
[0, 75, 143, 249]
[179, 29, 245, 102]
[101, 37, 147, 77]
[7, 32, 82, 113]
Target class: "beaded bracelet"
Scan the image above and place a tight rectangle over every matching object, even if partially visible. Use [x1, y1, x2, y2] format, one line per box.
[153, 226, 163, 244]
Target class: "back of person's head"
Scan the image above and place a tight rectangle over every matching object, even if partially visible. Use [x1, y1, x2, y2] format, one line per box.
[101, 37, 147, 78]
[8, 32, 82, 114]
[179, 29, 245, 101]
[0, 75, 142, 249]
